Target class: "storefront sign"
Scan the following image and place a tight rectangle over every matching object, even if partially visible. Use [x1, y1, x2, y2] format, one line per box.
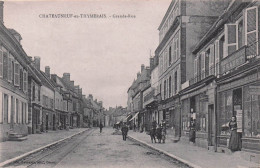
[218, 72, 258, 92]
[220, 47, 246, 74]
[236, 110, 242, 133]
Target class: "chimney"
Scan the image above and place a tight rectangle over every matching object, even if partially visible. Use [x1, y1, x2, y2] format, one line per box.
[141, 64, 145, 72]
[88, 94, 93, 100]
[45, 66, 50, 78]
[63, 73, 70, 82]
[34, 56, 41, 70]
[150, 57, 154, 70]
[70, 81, 74, 88]
[0, 1, 3, 23]
[51, 74, 57, 82]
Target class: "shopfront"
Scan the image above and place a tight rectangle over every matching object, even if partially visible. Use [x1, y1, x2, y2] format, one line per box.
[217, 65, 260, 152]
[180, 77, 216, 148]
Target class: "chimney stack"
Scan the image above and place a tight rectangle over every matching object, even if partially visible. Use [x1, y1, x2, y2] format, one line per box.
[88, 94, 93, 100]
[34, 56, 41, 71]
[70, 81, 74, 88]
[141, 64, 145, 72]
[63, 73, 70, 82]
[45, 66, 50, 78]
[0, 1, 3, 23]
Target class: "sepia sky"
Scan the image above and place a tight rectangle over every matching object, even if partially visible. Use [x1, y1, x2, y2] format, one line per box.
[4, 0, 171, 109]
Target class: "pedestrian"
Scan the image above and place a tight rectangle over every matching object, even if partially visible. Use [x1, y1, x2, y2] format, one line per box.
[121, 122, 128, 141]
[99, 123, 103, 133]
[189, 120, 196, 143]
[161, 122, 166, 143]
[228, 116, 241, 152]
[156, 124, 162, 143]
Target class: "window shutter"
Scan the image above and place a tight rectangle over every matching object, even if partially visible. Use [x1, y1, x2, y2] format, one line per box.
[210, 45, 215, 75]
[0, 93, 2, 123]
[194, 58, 197, 82]
[245, 6, 258, 57]
[224, 24, 238, 58]
[14, 62, 20, 86]
[23, 71, 27, 93]
[8, 56, 11, 82]
[201, 52, 205, 79]
[0, 49, 2, 78]
[215, 40, 220, 76]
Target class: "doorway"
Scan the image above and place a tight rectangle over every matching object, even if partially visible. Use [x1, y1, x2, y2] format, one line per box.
[53, 114, 56, 130]
[208, 104, 214, 146]
[46, 114, 49, 131]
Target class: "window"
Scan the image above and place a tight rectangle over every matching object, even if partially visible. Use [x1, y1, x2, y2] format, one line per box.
[23, 71, 27, 93]
[14, 62, 20, 86]
[32, 85, 35, 101]
[3, 94, 8, 123]
[169, 46, 172, 65]
[224, 24, 237, 58]
[164, 80, 166, 100]
[8, 57, 12, 82]
[169, 76, 172, 97]
[201, 52, 205, 79]
[0, 47, 3, 78]
[245, 6, 258, 57]
[20, 67, 23, 90]
[215, 40, 220, 76]
[174, 71, 177, 94]
[237, 19, 244, 48]
[194, 58, 197, 82]
[16, 99, 19, 124]
[3, 48, 8, 80]
[209, 45, 215, 75]
[205, 49, 210, 77]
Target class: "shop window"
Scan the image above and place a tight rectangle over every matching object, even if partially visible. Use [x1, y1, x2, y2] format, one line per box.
[16, 99, 19, 124]
[243, 85, 260, 137]
[219, 91, 233, 135]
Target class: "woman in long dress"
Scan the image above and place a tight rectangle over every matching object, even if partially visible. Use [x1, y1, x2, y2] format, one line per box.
[228, 116, 240, 152]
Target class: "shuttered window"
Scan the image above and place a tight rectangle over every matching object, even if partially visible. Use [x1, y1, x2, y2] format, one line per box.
[0, 49, 2, 78]
[201, 52, 205, 79]
[8, 57, 12, 82]
[3, 49, 8, 80]
[224, 24, 238, 58]
[245, 6, 258, 57]
[14, 62, 20, 86]
[23, 71, 27, 93]
[194, 58, 197, 82]
[209, 45, 215, 75]
[20, 67, 23, 90]
[215, 40, 220, 76]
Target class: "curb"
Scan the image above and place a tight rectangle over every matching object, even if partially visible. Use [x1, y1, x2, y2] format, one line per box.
[128, 135, 202, 168]
[0, 128, 89, 167]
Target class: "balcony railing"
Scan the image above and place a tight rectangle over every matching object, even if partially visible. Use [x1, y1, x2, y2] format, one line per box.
[189, 41, 259, 86]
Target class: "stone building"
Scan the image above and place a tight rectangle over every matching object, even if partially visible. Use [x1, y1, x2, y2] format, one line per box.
[156, 0, 231, 140]
[0, 1, 30, 141]
[186, 0, 260, 152]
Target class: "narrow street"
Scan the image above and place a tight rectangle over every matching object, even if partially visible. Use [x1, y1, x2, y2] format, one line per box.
[7, 128, 188, 168]
[55, 128, 185, 168]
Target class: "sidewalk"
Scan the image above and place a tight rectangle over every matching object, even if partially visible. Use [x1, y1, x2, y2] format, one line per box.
[128, 131, 259, 168]
[0, 128, 88, 163]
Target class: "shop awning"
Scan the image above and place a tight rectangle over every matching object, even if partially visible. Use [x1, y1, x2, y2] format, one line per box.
[129, 112, 139, 121]
[123, 114, 132, 122]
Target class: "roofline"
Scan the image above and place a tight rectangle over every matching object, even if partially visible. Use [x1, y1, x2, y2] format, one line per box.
[158, 0, 176, 30]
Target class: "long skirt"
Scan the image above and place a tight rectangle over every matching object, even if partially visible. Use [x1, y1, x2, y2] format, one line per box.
[228, 130, 240, 151]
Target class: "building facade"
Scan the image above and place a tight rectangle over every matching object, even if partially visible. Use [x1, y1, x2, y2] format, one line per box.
[0, 6, 30, 141]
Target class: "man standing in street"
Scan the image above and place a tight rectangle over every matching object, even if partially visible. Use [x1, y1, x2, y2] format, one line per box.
[99, 123, 103, 133]
[121, 122, 129, 141]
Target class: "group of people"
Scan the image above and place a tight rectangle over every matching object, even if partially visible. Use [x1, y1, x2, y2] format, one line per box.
[150, 120, 166, 143]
